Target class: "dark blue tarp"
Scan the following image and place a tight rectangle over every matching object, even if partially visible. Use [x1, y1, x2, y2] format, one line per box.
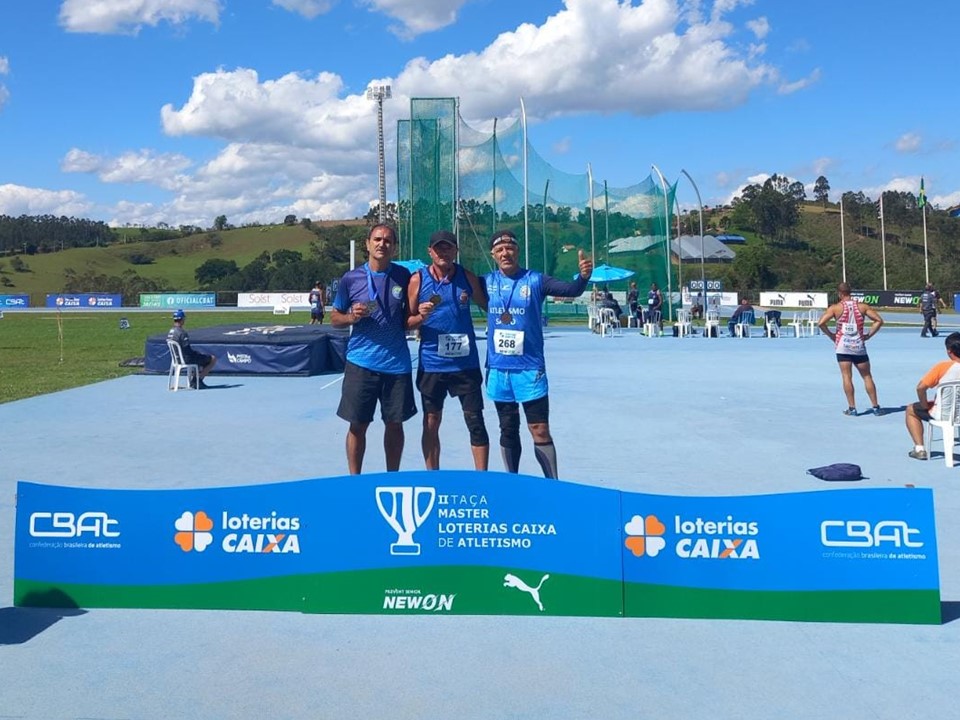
[145, 324, 348, 375]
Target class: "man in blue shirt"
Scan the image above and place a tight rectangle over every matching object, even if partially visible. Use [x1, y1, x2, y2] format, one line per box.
[330, 224, 416, 474]
[485, 229, 592, 478]
[308, 281, 325, 325]
[407, 230, 489, 470]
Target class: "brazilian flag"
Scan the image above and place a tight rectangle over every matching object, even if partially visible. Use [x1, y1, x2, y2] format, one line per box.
[918, 177, 927, 209]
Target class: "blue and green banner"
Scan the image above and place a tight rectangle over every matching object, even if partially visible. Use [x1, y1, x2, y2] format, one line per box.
[139, 293, 216, 308]
[13, 477, 941, 623]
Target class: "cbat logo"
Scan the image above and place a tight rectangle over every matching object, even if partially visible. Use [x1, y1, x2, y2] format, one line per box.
[624, 514, 667, 557]
[29, 511, 120, 538]
[174, 510, 214, 552]
[820, 520, 922, 548]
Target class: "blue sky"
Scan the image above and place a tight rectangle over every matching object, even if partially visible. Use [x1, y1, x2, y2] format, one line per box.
[0, 0, 957, 228]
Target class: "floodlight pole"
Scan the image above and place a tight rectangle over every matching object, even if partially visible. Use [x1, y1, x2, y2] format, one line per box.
[651, 164, 674, 322]
[366, 85, 392, 224]
[543, 179, 550, 274]
[520, 97, 530, 268]
[839, 194, 847, 282]
[680, 169, 705, 315]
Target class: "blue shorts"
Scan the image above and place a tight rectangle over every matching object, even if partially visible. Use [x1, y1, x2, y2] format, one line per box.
[485, 368, 548, 403]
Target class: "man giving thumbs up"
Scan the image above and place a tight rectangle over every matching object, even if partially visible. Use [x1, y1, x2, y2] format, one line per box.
[485, 230, 593, 478]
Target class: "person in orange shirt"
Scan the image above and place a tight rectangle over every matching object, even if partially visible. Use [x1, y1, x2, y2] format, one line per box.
[905, 331, 960, 460]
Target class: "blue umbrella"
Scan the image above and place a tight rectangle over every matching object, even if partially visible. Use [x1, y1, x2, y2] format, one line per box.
[576, 264, 635, 283]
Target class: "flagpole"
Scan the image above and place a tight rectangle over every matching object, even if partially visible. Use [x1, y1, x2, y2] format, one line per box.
[839, 195, 847, 282]
[879, 193, 887, 291]
[921, 178, 929, 284]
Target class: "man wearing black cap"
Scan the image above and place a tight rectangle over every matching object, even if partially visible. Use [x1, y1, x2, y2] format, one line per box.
[485, 229, 593, 478]
[407, 230, 490, 470]
[166, 309, 216, 389]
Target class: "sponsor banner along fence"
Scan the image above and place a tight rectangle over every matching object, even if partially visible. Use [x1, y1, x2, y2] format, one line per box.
[851, 290, 924, 308]
[238, 292, 312, 309]
[758, 292, 829, 309]
[14, 475, 940, 623]
[0, 294, 30, 308]
[45, 293, 122, 309]
[139, 293, 216, 309]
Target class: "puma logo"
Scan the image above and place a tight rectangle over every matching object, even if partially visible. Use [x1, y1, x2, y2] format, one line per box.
[503, 573, 550, 612]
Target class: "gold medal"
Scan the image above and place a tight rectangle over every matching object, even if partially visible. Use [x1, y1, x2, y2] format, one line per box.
[500, 311, 512, 324]
[429, 294, 442, 305]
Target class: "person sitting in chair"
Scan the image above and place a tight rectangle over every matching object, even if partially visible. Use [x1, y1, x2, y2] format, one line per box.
[727, 298, 755, 336]
[599, 290, 623, 322]
[904, 331, 960, 460]
[167, 309, 216, 389]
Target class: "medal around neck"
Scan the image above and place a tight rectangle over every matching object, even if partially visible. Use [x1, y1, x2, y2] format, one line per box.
[500, 311, 512, 324]
[366, 300, 378, 314]
[428, 294, 442, 305]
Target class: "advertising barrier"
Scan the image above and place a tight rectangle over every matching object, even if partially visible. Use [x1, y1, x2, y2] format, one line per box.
[140, 293, 216, 308]
[852, 290, 923, 308]
[0, 294, 30, 308]
[237, 292, 311, 309]
[14, 475, 940, 623]
[45, 293, 122, 309]
[758, 292, 829, 309]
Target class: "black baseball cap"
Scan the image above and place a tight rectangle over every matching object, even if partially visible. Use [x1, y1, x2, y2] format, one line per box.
[429, 230, 458, 248]
[490, 230, 519, 249]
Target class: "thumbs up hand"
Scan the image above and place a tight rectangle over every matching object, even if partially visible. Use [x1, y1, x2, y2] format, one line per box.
[578, 249, 593, 280]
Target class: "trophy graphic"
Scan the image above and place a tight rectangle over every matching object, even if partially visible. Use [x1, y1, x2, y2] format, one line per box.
[375, 486, 436, 556]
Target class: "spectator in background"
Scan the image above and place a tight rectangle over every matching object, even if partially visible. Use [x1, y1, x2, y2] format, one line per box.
[817, 281, 885, 417]
[690, 291, 704, 320]
[600, 289, 623, 321]
[904, 331, 960, 459]
[920, 283, 947, 337]
[308, 281, 325, 325]
[646, 282, 663, 328]
[727, 298, 755, 336]
[167, 309, 216, 389]
[627, 281, 640, 322]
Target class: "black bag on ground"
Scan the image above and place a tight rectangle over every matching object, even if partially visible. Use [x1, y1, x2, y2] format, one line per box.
[806, 463, 865, 481]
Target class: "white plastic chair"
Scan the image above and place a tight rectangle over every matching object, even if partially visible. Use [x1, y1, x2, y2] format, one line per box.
[674, 309, 692, 338]
[704, 309, 720, 339]
[599, 308, 622, 337]
[167, 339, 199, 391]
[805, 309, 820, 336]
[733, 309, 756, 338]
[764, 311, 781, 338]
[643, 310, 661, 337]
[587, 304, 600, 332]
[925, 381, 960, 467]
[789, 312, 806, 338]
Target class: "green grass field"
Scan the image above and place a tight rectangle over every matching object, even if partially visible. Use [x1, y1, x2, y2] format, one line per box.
[0, 310, 289, 404]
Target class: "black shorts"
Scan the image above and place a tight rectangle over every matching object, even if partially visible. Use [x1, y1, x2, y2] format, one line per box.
[496, 395, 550, 424]
[417, 366, 484, 414]
[337, 361, 416, 424]
[311, 307, 323, 319]
[185, 351, 213, 367]
[836, 353, 869, 365]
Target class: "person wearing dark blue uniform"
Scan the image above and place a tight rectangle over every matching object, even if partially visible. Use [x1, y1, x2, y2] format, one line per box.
[920, 283, 946, 338]
[167, 309, 216, 388]
[308, 281, 325, 324]
[485, 229, 593, 478]
[330, 224, 416, 474]
[407, 230, 489, 470]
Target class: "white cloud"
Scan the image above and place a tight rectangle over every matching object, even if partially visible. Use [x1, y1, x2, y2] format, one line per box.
[62, 148, 193, 190]
[0, 56, 9, 111]
[0, 56, 9, 74]
[777, 67, 821, 95]
[895, 132, 922, 153]
[271, 0, 335, 19]
[58, 0, 222, 34]
[746, 16, 769, 39]
[85, 0, 786, 225]
[0, 184, 92, 217]
[363, 0, 470, 38]
[553, 137, 572, 154]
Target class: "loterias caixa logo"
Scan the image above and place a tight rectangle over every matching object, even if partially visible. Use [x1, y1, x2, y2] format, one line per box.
[174, 509, 301, 554]
[625, 512, 760, 560]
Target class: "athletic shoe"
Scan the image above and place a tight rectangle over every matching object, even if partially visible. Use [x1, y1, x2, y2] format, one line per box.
[871, 406, 886, 416]
[842, 408, 857, 416]
[908, 449, 928, 461]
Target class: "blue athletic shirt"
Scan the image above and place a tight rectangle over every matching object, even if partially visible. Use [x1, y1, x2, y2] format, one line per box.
[418, 265, 480, 372]
[484, 269, 587, 371]
[333, 262, 412, 374]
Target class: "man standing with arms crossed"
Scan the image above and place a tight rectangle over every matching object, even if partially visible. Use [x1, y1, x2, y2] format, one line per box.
[485, 229, 592, 478]
[407, 230, 490, 470]
[330, 224, 416, 474]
